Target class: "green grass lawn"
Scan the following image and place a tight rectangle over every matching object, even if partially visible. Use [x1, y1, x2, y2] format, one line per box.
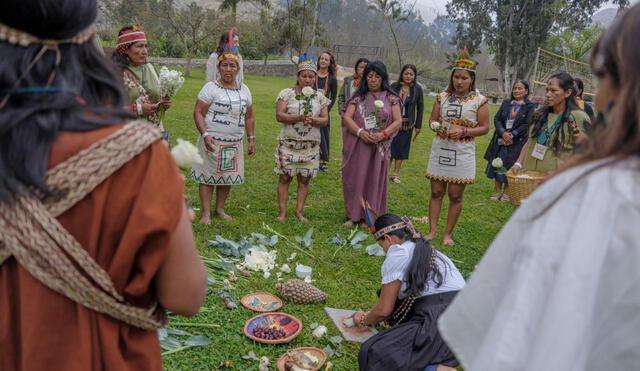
[161, 68, 514, 370]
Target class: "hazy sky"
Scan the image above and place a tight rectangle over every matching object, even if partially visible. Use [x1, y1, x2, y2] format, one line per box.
[413, 0, 639, 24]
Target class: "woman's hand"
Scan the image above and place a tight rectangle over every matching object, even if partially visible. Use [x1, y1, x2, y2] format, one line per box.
[141, 103, 160, 115]
[204, 136, 216, 152]
[303, 114, 313, 126]
[502, 132, 513, 146]
[370, 132, 385, 143]
[247, 138, 256, 157]
[159, 97, 172, 110]
[352, 311, 369, 328]
[447, 124, 465, 139]
[359, 131, 376, 144]
[509, 162, 522, 174]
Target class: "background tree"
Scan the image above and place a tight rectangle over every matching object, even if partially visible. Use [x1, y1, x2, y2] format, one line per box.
[150, 0, 222, 76]
[545, 23, 605, 62]
[367, 0, 411, 68]
[446, 0, 629, 94]
[220, 0, 270, 24]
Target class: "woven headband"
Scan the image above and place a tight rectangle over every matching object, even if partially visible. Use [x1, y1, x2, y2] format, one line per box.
[373, 216, 420, 240]
[298, 62, 317, 73]
[116, 30, 146, 48]
[0, 22, 96, 47]
[0, 22, 96, 109]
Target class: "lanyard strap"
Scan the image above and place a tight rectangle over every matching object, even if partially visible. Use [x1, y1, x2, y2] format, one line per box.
[536, 115, 564, 145]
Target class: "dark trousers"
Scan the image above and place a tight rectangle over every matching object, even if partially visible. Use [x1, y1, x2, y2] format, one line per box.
[320, 116, 330, 162]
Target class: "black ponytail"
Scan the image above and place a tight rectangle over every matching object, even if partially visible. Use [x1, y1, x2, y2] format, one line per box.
[374, 214, 446, 297]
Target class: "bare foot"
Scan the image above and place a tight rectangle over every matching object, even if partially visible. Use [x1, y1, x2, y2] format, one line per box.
[199, 215, 211, 225]
[443, 235, 455, 246]
[295, 212, 309, 223]
[276, 213, 286, 222]
[425, 231, 436, 241]
[343, 220, 355, 227]
[216, 210, 232, 220]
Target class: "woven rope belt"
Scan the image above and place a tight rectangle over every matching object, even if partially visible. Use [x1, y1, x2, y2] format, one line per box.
[0, 120, 168, 330]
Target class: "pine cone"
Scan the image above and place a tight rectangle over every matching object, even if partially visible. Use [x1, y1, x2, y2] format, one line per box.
[275, 279, 328, 304]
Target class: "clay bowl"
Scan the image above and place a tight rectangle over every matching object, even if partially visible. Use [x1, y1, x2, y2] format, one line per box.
[241, 292, 283, 312]
[277, 347, 327, 371]
[243, 312, 302, 344]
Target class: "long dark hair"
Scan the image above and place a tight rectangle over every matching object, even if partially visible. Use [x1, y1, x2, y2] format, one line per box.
[354, 57, 369, 73]
[111, 26, 135, 69]
[0, 0, 132, 203]
[574, 77, 585, 98]
[318, 50, 336, 76]
[374, 214, 446, 297]
[445, 68, 476, 95]
[399, 64, 418, 84]
[354, 60, 394, 99]
[510, 79, 530, 101]
[530, 72, 578, 156]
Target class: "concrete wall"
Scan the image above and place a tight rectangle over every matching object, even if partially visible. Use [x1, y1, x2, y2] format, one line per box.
[148, 57, 298, 78]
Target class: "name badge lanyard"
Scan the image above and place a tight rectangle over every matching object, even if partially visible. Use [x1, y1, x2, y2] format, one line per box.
[536, 115, 563, 146]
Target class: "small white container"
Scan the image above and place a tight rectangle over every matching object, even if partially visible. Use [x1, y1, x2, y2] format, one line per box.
[295, 264, 312, 279]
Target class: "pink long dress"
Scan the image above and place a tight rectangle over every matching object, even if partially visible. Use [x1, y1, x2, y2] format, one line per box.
[341, 91, 400, 221]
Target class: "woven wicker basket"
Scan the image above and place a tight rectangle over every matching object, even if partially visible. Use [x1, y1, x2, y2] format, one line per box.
[507, 171, 547, 206]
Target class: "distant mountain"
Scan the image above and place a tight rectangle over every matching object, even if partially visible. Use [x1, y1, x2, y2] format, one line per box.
[592, 8, 618, 27]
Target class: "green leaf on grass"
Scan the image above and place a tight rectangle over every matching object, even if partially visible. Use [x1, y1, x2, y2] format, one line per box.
[160, 336, 182, 351]
[184, 335, 211, 347]
[350, 231, 369, 246]
[157, 328, 168, 341]
[328, 335, 343, 345]
[242, 350, 260, 360]
[366, 243, 386, 256]
[166, 328, 187, 336]
[309, 322, 319, 330]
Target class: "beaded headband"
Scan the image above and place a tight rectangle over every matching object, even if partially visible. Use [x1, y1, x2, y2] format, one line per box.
[373, 216, 420, 240]
[0, 22, 96, 48]
[0, 22, 96, 109]
[297, 53, 317, 73]
[453, 47, 477, 73]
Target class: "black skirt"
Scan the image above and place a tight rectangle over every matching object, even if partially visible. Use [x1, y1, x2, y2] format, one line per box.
[358, 291, 459, 371]
[391, 129, 412, 160]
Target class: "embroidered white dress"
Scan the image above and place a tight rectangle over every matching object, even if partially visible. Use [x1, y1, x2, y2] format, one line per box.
[191, 81, 252, 185]
[426, 91, 487, 184]
[273, 88, 330, 178]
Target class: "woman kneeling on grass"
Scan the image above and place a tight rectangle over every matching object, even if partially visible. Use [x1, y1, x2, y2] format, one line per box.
[352, 214, 465, 371]
[274, 54, 330, 222]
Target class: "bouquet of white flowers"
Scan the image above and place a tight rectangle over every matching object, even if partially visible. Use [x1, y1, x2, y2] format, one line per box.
[373, 100, 384, 130]
[296, 86, 316, 115]
[159, 66, 185, 99]
[171, 138, 203, 169]
[492, 157, 508, 174]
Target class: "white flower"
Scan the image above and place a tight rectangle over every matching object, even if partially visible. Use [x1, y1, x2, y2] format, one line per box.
[304, 275, 313, 283]
[374, 100, 384, 109]
[492, 158, 504, 168]
[430, 121, 441, 131]
[171, 138, 203, 169]
[301, 86, 314, 97]
[263, 271, 271, 279]
[159, 66, 185, 98]
[287, 252, 297, 261]
[242, 248, 277, 272]
[279, 264, 291, 273]
[258, 356, 270, 371]
[276, 272, 283, 281]
[312, 325, 327, 338]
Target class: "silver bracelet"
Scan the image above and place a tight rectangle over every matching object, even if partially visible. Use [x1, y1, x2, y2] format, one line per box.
[247, 135, 256, 140]
[202, 132, 211, 138]
[356, 128, 363, 138]
[514, 162, 522, 168]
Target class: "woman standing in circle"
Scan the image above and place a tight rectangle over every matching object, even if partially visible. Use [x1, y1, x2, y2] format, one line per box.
[206, 29, 243, 86]
[483, 80, 535, 202]
[425, 48, 489, 245]
[389, 64, 424, 184]
[112, 20, 171, 133]
[509, 72, 590, 175]
[315, 51, 338, 171]
[339, 58, 369, 115]
[274, 54, 330, 222]
[342, 61, 403, 227]
[191, 30, 256, 223]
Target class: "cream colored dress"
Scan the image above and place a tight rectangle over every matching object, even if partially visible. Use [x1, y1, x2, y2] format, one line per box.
[274, 88, 330, 178]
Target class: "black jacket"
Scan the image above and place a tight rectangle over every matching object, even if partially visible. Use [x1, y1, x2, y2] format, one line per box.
[390, 82, 424, 130]
[483, 98, 535, 163]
